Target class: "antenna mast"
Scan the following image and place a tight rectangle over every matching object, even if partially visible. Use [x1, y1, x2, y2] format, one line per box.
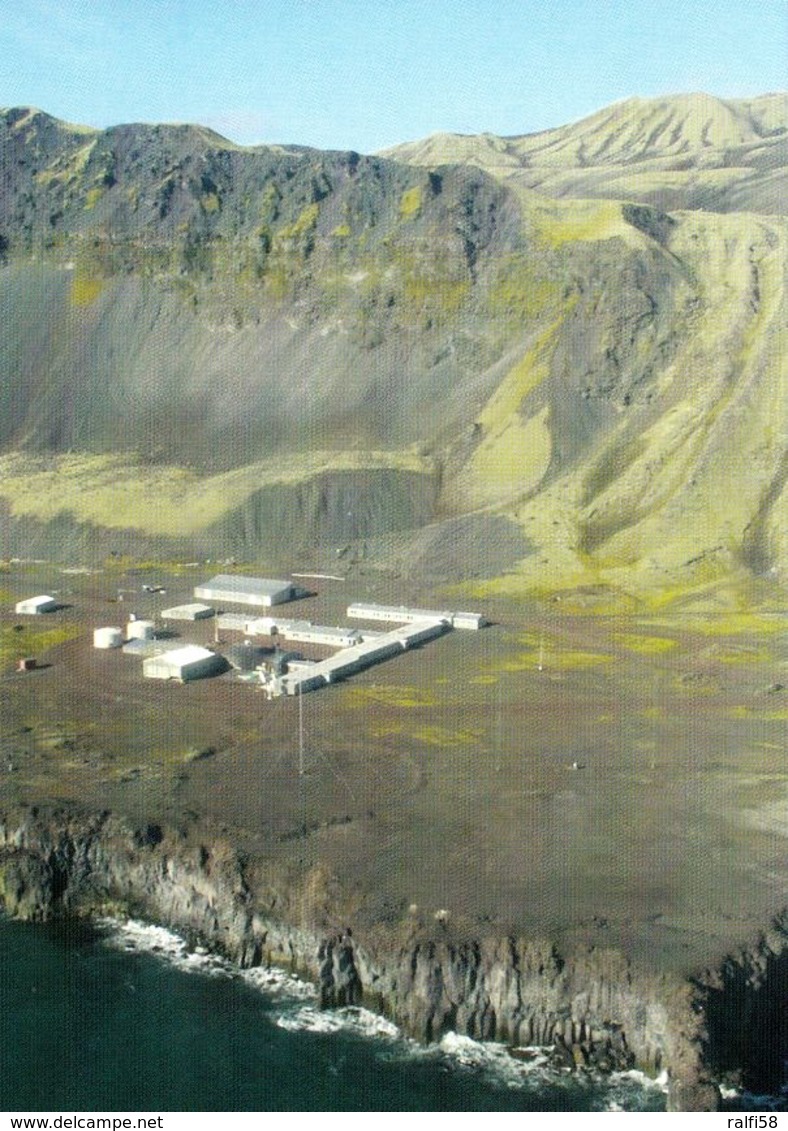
[298, 682, 305, 777]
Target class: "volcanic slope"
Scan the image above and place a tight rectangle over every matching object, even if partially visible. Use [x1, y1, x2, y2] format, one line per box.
[0, 101, 785, 600]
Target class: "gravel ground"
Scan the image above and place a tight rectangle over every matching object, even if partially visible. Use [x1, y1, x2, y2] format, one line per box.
[1, 561, 786, 975]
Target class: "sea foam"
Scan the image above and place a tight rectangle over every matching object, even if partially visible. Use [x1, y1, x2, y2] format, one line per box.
[275, 1004, 401, 1039]
[98, 918, 666, 1109]
[97, 917, 314, 1001]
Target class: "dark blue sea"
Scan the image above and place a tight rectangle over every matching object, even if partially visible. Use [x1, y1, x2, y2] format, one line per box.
[0, 916, 668, 1112]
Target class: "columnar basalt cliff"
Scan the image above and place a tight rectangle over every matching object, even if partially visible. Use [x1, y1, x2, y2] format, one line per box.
[4, 803, 786, 1111]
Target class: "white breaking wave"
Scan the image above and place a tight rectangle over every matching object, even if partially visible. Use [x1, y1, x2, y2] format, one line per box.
[98, 919, 666, 1108]
[273, 1009, 662, 1106]
[399, 1032, 667, 1108]
[606, 1068, 670, 1111]
[436, 1033, 553, 1085]
[275, 1004, 401, 1040]
[241, 964, 315, 1001]
[425, 1035, 572, 1094]
[612, 1067, 669, 1092]
[97, 917, 314, 1002]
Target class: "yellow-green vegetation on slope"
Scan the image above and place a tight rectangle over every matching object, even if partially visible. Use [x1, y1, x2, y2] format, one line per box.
[398, 185, 423, 218]
[0, 448, 434, 537]
[403, 273, 469, 313]
[69, 272, 104, 305]
[472, 322, 557, 436]
[83, 186, 104, 211]
[34, 139, 97, 188]
[276, 203, 319, 240]
[446, 317, 565, 511]
[362, 243, 472, 318]
[582, 214, 786, 575]
[450, 208, 787, 606]
[469, 403, 551, 507]
[485, 254, 560, 323]
[200, 192, 221, 213]
[532, 199, 642, 249]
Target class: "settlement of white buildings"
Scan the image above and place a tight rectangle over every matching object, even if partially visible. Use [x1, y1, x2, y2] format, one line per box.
[81, 573, 485, 693]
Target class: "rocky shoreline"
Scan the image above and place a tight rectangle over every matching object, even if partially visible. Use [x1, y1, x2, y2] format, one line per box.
[1, 803, 786, 1112]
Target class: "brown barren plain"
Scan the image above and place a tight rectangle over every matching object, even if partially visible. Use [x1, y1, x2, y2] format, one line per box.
[0, 560, 786, 978]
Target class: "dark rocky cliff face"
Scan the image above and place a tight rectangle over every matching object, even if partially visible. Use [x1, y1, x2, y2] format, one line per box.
[5, 802, 786, 1111]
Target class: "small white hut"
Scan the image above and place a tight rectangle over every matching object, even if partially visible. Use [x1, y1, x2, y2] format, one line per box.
[126, 619, 156, 641]
[15, 595, 57, 615]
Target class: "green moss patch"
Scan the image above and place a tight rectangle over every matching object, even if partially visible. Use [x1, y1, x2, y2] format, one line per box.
[0, 623, 81, 668]
[343, 684, 439, 709]
[614, 633, 678, 655]
[398, 185, 423, 219]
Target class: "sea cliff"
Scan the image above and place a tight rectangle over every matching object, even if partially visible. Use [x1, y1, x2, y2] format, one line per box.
[3, 803, 785, 1111]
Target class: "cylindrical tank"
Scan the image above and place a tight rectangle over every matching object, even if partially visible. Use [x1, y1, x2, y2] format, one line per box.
[126, 619, 156, 640]
[94, 626, 123, 649]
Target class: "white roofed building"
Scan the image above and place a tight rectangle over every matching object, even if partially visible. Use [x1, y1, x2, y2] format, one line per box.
[15, 595, 58, 615]
[347, 602, 485, 630]
[143, 645, 226, 682]
[451, 611, 487, 630]
[161, 603, 214, 621]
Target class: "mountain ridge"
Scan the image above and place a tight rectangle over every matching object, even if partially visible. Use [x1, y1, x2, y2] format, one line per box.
[381, 91, 788, 216]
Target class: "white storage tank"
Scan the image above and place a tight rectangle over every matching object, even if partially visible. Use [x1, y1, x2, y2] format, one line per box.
[126, 619, 156, 641]
[94, 626, 123, 650]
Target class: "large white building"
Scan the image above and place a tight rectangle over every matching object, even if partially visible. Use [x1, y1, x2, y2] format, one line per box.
[194, 575, 294, 608]
[161, 603, 214, 621]
[143, 645, 225, 682]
